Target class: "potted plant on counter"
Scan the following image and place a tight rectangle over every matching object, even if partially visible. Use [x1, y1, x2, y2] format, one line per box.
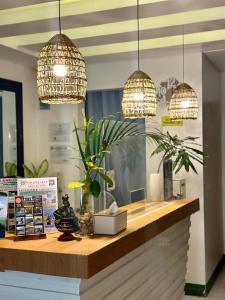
[149, 131, 204, 201]
[68, 114, 149, 235]
[68, 114, 204, 235]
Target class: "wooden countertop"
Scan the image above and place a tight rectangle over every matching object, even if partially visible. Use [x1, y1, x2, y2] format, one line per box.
[0, 198, 199, 279]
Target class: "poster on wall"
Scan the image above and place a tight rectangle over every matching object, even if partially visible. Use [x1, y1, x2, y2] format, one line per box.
[17, 177, 58, 233]
[49, 123, 71, 143]
[0, 178, 17, 232]
[49, 145, 71, 164]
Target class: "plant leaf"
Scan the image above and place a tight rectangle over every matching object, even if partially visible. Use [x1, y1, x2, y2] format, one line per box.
[31, 163, 38, 177]
[37, 159, 49, 177]
[98, 171, 113, 186]
[90, 180, 101, 197]
[9, 163, 17, 176]
[23, 165, 34, 178]
[74, 121, 88, 171]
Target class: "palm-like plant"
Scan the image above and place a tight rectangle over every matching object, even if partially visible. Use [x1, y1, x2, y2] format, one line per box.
[150, 131, 204, 174]
[68, 114, 204, 211]
[68, 115, 148, 209]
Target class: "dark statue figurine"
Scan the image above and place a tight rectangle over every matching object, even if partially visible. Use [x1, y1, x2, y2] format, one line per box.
[54, 194, 80, 241]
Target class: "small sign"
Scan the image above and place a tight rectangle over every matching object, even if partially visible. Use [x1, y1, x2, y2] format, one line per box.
[40, 103, 50, 110]
[161, 116, 183, 127]
[49, 123, 71, 142]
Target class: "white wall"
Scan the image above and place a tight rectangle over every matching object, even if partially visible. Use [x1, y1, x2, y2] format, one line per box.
[221, 72, 225, 253]
[35, 103, 83, 207]
[0, 59, 82, 207]
[202, 55, 224, 282]
[0, 59, 37, 165]
[87, 46, 205, 284]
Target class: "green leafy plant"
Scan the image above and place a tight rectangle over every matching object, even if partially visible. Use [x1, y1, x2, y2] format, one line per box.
[68, 114, 204, 205]
[150, 131, 204, 174]
[5, 161, 17, 177]
[68, 115, 145, 199]
[23, 159, 49, 178]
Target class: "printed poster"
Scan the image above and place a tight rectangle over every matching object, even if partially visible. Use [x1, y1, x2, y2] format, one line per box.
[17, 177, 58, 233]
[15, 195, 44, 236]
[0, 178, 17, 231]
[0, 193, 8, 237]
[49, 123, 71, 142]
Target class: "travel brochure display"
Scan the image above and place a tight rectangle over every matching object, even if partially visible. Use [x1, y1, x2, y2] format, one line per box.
[15, 195, 46, 240]
[0, 178, 17, 232]
[0, 193, 8, 238]
[17, 177, 58, 233]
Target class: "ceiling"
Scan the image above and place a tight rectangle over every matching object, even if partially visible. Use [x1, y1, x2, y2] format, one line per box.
[1, 0, 225, 66]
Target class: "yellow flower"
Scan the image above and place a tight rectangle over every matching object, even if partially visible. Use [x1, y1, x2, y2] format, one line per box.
[82, 108, 87, 126]
[68, 181, 84, 189]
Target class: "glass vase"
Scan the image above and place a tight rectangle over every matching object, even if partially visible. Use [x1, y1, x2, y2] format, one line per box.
[79, 191, 94, 236]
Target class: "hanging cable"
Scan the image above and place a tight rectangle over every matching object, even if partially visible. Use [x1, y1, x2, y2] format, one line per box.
[58, 0, 62, 34]
[182, 25, 184, 83]
[137, 0, 140, 70]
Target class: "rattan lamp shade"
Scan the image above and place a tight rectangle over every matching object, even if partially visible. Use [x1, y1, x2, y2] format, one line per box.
[168, 83, 198, 120]
[37, 33, 87, 104]
[122, 70, 157, 118]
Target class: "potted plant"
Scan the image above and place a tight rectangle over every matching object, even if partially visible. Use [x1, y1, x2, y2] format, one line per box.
[68, 114, 204, 235]
[149, 131, 204, 201]
[23, 159, 49, 178]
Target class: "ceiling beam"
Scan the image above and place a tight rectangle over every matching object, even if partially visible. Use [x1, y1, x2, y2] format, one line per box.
[4, 29, 225, 59]
[0, 0, 166, 26]
[1, 5, 225, 48]
[77, 29, 225, 57]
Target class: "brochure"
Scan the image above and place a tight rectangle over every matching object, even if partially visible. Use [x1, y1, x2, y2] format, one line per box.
[15, 195, 44, 237]
[0, 193, 8, 237]
[0, 178, 17, 231]
[17, 177, 58, 233]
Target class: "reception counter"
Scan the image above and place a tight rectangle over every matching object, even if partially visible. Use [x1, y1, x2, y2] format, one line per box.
[0, 198, 199, 300]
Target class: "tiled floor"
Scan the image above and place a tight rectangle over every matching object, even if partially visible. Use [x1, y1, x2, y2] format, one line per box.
[184, 266, 225, 299]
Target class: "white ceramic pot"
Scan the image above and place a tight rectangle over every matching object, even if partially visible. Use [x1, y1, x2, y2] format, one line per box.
[149, 173, 162, 202]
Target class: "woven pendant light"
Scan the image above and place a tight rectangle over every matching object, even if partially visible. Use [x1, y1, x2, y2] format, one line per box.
[168, 83, 198, 120]
[168, 28, 198, 120]
[122, 0, 157, 118]
[37, 0, 87, 104]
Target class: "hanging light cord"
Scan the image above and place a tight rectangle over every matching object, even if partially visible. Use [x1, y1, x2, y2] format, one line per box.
[58, 0, 62, 34]
[137, 0, 140, 70]
[182, 26, 184, 83]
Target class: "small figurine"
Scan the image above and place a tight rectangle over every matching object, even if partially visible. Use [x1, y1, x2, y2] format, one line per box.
[54, 194, 80, 241]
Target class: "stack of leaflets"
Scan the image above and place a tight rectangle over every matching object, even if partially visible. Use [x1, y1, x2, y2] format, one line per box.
[0, 178, 17, 232]
[15, 195, 44, 236]
[17, 177, 58, 233]
[0, 193, 8, 238]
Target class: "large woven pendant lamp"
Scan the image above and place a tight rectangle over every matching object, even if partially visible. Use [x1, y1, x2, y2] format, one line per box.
[168, 28, 198, 120]
[37, 0, 87, 104]
[122, 0, 157, 118]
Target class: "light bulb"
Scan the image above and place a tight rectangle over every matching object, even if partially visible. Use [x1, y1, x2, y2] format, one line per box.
[53, 64, 67, 77]
[181, 100, 190, 108]
[133, 92, 144, 101]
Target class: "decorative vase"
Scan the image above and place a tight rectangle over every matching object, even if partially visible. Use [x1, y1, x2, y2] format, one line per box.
[57, 217, 76, 241]
[149, 173, 162, 202]
[79, 190, 94, 236]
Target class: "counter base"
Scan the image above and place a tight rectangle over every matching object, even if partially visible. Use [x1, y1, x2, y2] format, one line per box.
[0, 217, 190, 300]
